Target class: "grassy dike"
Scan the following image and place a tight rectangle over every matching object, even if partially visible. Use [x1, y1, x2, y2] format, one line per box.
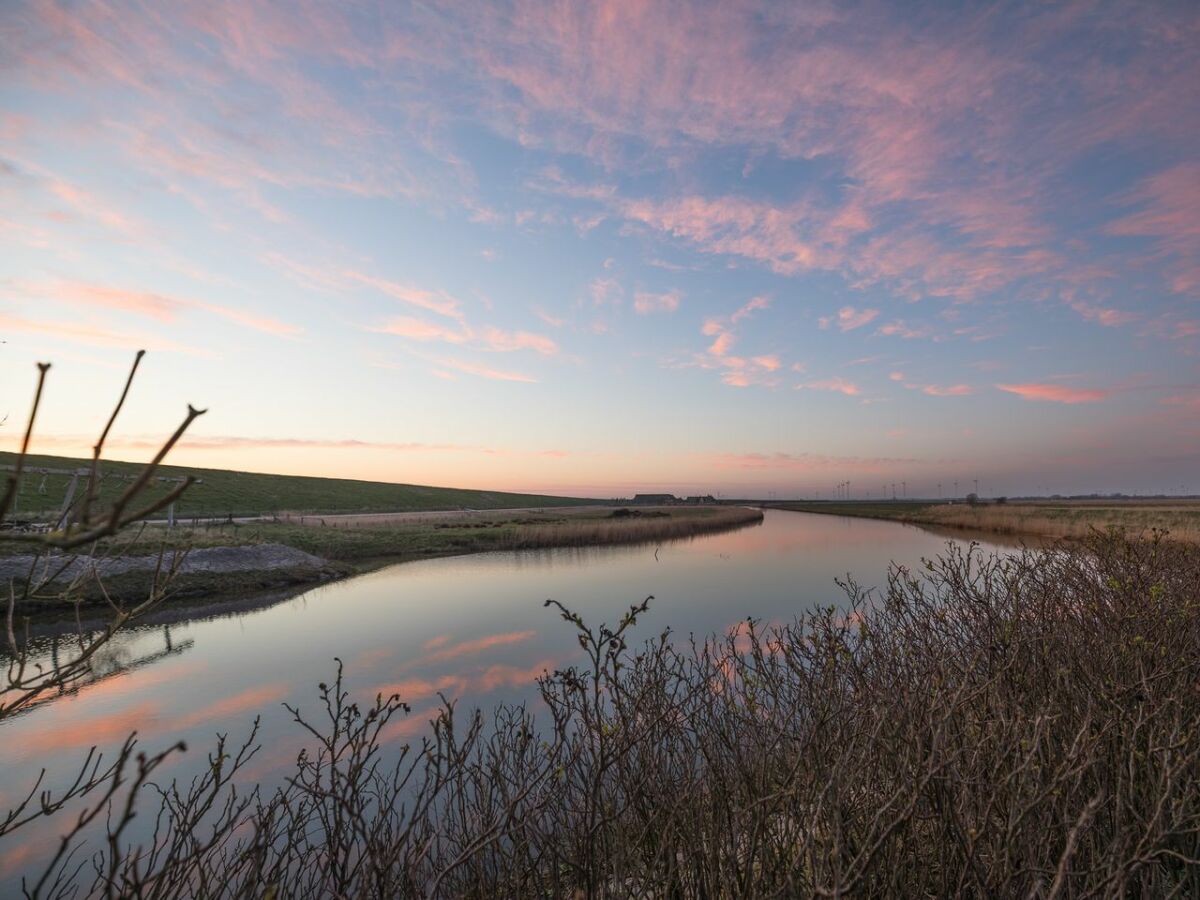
[0, 450, 600, 519]
[2, 506, 765, 610]
[763, 499, 1200, 543]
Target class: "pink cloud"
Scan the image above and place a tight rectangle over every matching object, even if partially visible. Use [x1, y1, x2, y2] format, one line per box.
[708, 331, 735, 357]
[46, 179, 145, 239]
[722, 370, 752, 387]
[375, 316, 469, 343]
[706, 451, 924, 472]
[996, 383, 1110, 404]
[13, 279, 301, 337]
[617, 194, 821, 276]
[195, 302, 303, 338]
[751, 355, 781, 371]
[730, 295, 771, 323]
[373, 318, 557, 356]
[834, 306, 880, 332]
[922, 384, 973, 397]
[27, 279, 177, 320]
[633, 289, 682, 314]
[889, 371, 905, 381]
[799, 377, 861, 396]
[441, 358, 537, 383]
[588, 277, 623, 306]
[876, 320, 933, 340]
[0, 312, 212, 356]
[479, 327, 558, 355]
[14, 0, 1199, 320]
[1064, 295, 1138, 327]
[1175, 321, 1200, 338]
[1161, 393, 1200, 413]
[344, 272, 463, 319]
[1107, 163, 1200, 295]
[533, 308, 565, 328]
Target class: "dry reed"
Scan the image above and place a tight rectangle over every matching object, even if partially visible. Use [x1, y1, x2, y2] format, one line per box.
[920, 501, 1200, 542]
[510, 506, 763, 549]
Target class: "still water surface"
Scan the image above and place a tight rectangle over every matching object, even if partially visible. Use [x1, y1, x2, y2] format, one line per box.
[0, 510, 1031, 883]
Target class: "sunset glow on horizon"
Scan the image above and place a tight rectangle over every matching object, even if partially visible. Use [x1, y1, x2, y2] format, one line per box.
[2, 1, 1198, 497]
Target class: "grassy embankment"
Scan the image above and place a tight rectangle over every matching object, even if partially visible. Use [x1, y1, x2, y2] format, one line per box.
[766, 498, 1200, 542]
[11, 508, 768, 607]
[130, 505, 764, 562]
[0, 450, 599, 519]
[6, 506, 765, 606]
[0, 452, 764, 603]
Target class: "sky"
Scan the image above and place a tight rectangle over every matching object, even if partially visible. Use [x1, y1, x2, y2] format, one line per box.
[1, 0, 1198, 499]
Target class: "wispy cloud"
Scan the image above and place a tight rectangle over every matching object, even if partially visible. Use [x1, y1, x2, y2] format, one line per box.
[798, 378, 861, 396]
[10, 279, 302, 337]
[479, 327, 558, 355]
[706, 451, 926, 472]
[921, 384, 973, 397]
[996, 383, 1110, 404]
[373, 316, 557, 356]
[876, 320, 933, 340]
[1107, 163, 1200, 295]
[633, 289, 681, 314]
[731, 296, 770, 323]
[686, 296, 782, 387]
[820, 306, 880, 332]
[374, 316, 470, 343]
[1064, 294, 1138, 328]
[440, 357, 537, 383]
[344, 271, 464, 320]
[0, 312, 213, 356]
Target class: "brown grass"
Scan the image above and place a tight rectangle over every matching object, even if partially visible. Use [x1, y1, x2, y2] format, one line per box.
[509, 506, 763, 548]
[917, 500, 1200, 542]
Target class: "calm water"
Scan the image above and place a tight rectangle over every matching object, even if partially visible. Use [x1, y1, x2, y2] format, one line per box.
[0, 510, 1030, 884]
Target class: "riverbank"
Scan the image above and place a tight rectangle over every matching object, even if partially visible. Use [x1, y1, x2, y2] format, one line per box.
[1, 505, 764, 610]
[764, 499, 1200, 543]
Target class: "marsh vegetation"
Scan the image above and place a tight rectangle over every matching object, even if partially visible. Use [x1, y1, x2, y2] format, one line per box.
[772, 498, 1200, 544]
[6, 528, 1200, 897]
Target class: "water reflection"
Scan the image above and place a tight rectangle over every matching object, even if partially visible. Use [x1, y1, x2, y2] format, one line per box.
[0, 510, 1028, 886]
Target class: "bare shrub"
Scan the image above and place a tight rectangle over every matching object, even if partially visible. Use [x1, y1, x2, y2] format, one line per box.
[2, 354, 204, 718]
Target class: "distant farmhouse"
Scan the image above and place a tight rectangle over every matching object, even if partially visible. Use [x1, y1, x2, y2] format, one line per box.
[685, 495, 716, 504]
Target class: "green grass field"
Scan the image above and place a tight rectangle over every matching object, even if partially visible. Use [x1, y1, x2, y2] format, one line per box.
[0, 451, 598, 519]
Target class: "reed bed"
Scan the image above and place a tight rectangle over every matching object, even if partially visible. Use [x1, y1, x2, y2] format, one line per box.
[509, 506, 763, 549]
[920, 501, 1200, 542]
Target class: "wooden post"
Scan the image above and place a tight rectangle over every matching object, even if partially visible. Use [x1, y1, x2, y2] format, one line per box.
[56, 470, 84, 530]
